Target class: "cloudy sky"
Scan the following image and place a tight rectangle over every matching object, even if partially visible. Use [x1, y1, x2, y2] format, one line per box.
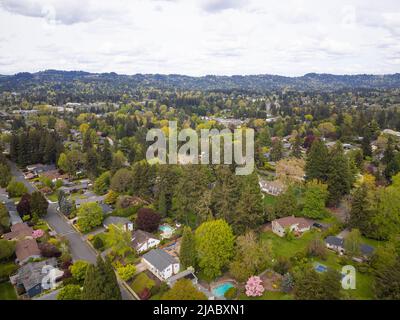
[0, 0, 399, 76]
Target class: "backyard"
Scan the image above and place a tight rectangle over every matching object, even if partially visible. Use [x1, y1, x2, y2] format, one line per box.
[260, 230, 317, 258]
[129, 271, 156, 294]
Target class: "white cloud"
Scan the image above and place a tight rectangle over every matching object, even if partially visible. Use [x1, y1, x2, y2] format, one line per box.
[0, 0, 399, 75]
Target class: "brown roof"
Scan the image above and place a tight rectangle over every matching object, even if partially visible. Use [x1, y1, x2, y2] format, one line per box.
[274, 216, 312, 229]
[3, 223, 33, 240]
[15, 239, 41, 263]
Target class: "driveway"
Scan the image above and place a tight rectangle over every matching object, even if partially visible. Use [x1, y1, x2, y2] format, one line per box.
[8, 161, 135, 300]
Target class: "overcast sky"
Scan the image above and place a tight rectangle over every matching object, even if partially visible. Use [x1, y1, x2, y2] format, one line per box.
[0, 0, 399, 76]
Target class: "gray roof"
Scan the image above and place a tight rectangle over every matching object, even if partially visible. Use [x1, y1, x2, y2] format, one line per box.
[100, 203, 113, 214]
[103, 216, 131, 227]
[13, 258, 57, 291]
[142, 249, 177, 271]
[167, 269, 197, 287]
[8, 210, 22, 225]
[360, 244, 374, 256]
[131, 230, 158, 249]
[325, 236, 344, 247]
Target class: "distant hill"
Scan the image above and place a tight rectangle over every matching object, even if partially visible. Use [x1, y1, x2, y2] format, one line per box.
[0, 70, 400, 101]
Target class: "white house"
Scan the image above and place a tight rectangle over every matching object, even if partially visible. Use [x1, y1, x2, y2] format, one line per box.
[102, 216, 134, 232]
[131, 230, 160, 253]
[272, 216, 313, 237]
[142, 249, 180, 280]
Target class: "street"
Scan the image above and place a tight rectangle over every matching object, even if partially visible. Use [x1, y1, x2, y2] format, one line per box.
[8, 161, 134, 300]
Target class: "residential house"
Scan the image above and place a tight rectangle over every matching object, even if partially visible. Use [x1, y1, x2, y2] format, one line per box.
[142, 249, 179, 280]
[325, 236, 345, 254]
[166, 268, 215, 300]
[272, 216, 313, 237]
[10, 258, 63, 298]
[259, 179, 285, 196]
[1, 196, 22, 225]
[103, 216, 134, 232]
[131, 230, 160, 253]
[74, 194, 105, 209]
[15, 239, 41, 265]
[2, 223, 34, 240]
[325, 236, 375, 261]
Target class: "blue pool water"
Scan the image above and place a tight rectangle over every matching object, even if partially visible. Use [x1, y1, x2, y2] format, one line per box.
[314, 263, 328, 273]
[159, 225, 173, 233]
[212, 282, 234, 297]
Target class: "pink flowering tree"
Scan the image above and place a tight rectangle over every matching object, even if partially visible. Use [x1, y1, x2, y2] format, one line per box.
[32, 229, 45, 239]
[245, 276, 264, 297]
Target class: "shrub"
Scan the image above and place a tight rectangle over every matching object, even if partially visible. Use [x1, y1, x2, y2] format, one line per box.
[92, 236, 104, 250]
[224, 287, 238, 299]
[57, 284, 82, 300]
[139, 287, 151, 300]
[135, 208, 161, 233]
[6, 179, 28, 198]
[39, 243, 61, 258]
[0, 262, 18, 279]
[273, 256, 292, 275]
[70, 260, 89, 283]
[116, 264, 136, 281]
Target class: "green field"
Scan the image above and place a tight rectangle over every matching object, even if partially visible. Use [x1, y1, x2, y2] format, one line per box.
[260, 230, 317, 258]
[0, 282, 17, 300]
[313, 252, 374, 300]
[263, 194, 277, 206]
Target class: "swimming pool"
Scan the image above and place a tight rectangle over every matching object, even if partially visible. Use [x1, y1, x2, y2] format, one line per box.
[314, 263, 328, 273]
[159, 225, 173, 233]
[212, 282, 234, 297]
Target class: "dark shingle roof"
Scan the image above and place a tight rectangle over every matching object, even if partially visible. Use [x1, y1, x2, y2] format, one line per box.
[143, 249, 177, 271]
[360, 244, 374, 256]
[325, 236, 344, 247]
[131, 230, 157, 249]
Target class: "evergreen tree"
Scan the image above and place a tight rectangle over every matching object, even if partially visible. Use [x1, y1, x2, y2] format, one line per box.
[272, 186, 298, 219]
[82, 256, 121, 300]
[179, 226, 197, 269]
[305, 139, 329, 182]
[326, 142, 352, 205]
[301, 180, 328, 219]
[100, 139, 113, 170]
[270, 138, 284, 161]
[349, 184, 375, 236]
[233, 173, 264, 234]
[291, 134, 302, 158]
[30, 191, 49, 217]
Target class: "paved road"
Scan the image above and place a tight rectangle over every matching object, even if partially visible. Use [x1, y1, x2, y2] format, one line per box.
[8, 161, 134, 300]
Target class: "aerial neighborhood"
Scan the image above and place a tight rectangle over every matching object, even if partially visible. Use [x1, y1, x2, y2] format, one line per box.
[1, 78, 400, 303]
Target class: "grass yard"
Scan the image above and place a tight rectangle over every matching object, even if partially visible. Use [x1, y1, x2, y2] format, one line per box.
[263, 194, 277, 206]
[47, 192, 59, 202]
[130, 272, 155, 294]
[313, 251, 374, 300]
[0, 282, 17, 300]
[260, 230, 317, 258]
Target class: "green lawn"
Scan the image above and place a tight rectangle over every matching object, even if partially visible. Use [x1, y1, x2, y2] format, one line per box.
[47, 192, 59, 202]
[0, 282, 17, 300]
[130, 272, 155, 294]
[313, 251, 374, 300]
[260, 230, 317, 258]
[263, 194, 277, 206]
